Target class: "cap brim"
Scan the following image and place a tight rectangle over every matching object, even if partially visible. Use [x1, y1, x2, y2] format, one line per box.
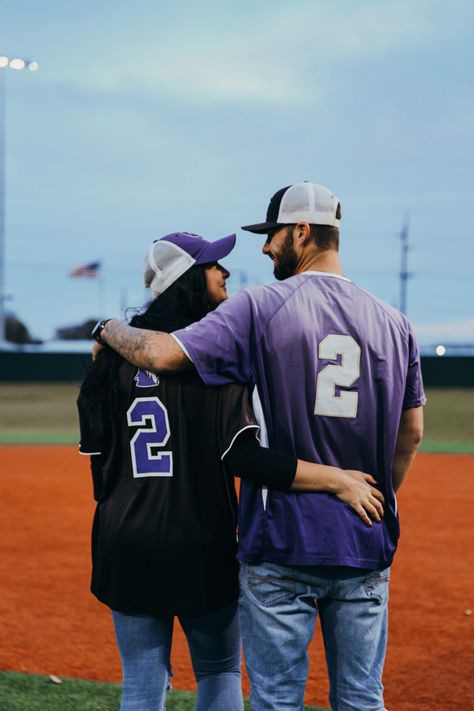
[241, 222, 284, 234]
[195, 233, 236, 264]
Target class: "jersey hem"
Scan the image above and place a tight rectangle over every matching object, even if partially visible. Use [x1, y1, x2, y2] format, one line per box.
[403, 396, 427, 409]
[236, 551, 395, 570]
[95, 588, 239, 618]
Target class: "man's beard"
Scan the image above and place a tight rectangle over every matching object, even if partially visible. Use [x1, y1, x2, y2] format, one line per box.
[273, 229, 298, 280]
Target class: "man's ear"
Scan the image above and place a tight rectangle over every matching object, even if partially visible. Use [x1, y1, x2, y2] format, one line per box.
[295, 222, 311, 245]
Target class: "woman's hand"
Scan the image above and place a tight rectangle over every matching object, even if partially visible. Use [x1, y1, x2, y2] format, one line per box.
[92, 342, 105, 361]
[333, 471, 385, 526]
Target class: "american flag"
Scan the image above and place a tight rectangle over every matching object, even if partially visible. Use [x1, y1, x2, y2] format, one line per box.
[69, 261, 101, 278]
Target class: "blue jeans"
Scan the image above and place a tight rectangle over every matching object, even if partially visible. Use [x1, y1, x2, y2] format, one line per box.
[239, 561, 390, 711]
[112, 601, 243, 711]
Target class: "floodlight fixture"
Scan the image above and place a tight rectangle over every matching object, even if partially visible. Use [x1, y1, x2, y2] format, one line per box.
[0, 56, 40, 72]
[9, 58, 26, 70]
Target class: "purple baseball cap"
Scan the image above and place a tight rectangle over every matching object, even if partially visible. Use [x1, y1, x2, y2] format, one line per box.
[143, 231, 236, 296]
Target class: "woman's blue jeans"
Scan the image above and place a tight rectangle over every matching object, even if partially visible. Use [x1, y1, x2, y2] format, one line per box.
[239, 561, 390, 711]
[112, 600, 243, 711]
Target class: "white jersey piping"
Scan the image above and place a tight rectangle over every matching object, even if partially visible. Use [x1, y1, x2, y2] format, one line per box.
[220, 424, 260, 461]
[252, 386, 269, 510]
[170, 333, 194, 362]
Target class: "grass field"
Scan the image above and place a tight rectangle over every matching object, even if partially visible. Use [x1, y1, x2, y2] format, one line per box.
[419, 387, 474, 452]
[0, 672, 325, 710]
[0, 383, 472, 451]
[0, 383, 81, 444]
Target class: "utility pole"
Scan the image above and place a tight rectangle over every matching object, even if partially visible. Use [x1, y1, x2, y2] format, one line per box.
[399, 217, 411, 315]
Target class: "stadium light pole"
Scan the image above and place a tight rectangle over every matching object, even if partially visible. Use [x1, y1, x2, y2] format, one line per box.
[0, 55, 39, 345]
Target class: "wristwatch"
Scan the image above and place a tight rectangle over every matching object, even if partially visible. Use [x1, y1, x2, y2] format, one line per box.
[91, 318, 112, 345]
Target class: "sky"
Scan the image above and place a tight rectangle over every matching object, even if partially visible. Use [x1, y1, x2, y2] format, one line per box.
[1, 0, 473, 351]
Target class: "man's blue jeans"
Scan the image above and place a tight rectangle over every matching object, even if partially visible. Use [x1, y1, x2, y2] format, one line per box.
[112, 600, 243, 711]
[239, 561, 390, 711]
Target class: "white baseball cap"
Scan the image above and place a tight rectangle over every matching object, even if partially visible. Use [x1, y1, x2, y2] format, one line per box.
[241, 181, 341, 234]
[143, 231, 236, 296]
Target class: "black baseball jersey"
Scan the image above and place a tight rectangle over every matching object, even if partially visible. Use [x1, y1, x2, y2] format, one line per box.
[77, 361, 258, 617]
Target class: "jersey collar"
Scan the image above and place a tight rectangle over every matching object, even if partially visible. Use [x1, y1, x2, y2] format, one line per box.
[300, 270, 351, 282]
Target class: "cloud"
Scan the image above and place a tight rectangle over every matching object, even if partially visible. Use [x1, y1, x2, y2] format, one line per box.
[131, 56, 305, 103]
[26, 0, 473, 108]
[269, 0, 474, 56]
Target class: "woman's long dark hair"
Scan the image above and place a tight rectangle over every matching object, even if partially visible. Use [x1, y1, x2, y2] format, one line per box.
[81, 266, 212, 409]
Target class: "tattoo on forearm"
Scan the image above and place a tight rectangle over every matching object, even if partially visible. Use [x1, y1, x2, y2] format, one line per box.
[118, 328, 154, 367]
[104, 321, 188, 371]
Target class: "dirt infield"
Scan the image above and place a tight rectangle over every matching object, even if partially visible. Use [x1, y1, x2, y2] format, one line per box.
[0, 447, 472, 710]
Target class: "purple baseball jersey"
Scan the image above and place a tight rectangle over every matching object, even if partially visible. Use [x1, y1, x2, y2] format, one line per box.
[173, 271, 426, 569]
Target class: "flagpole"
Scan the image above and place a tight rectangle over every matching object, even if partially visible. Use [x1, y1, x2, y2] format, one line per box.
[98, 259, 105, 317]
[120, 287, 128, 319]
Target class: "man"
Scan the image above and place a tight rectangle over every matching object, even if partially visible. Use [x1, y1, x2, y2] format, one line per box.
[95, 182, 425, 710]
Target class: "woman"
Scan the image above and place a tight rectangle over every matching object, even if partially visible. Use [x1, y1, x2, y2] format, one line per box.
[78, 231, 384, 711]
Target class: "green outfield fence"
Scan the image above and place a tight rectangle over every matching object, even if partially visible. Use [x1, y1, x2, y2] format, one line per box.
[0, 352, 473, 386]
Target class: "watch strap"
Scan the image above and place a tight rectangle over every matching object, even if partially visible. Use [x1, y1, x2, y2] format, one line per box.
[92, 318, 112, 346]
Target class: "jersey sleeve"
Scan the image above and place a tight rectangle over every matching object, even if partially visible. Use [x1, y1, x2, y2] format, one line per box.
[216, 384, 297, 490]
[402, 326, 427, 409]
[76, 387, 109, 501]
[216, 383, 260, 459]
[172, 289, 257, 386]
[77, 388, 104, 455]
[223, 428, 297, 490]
